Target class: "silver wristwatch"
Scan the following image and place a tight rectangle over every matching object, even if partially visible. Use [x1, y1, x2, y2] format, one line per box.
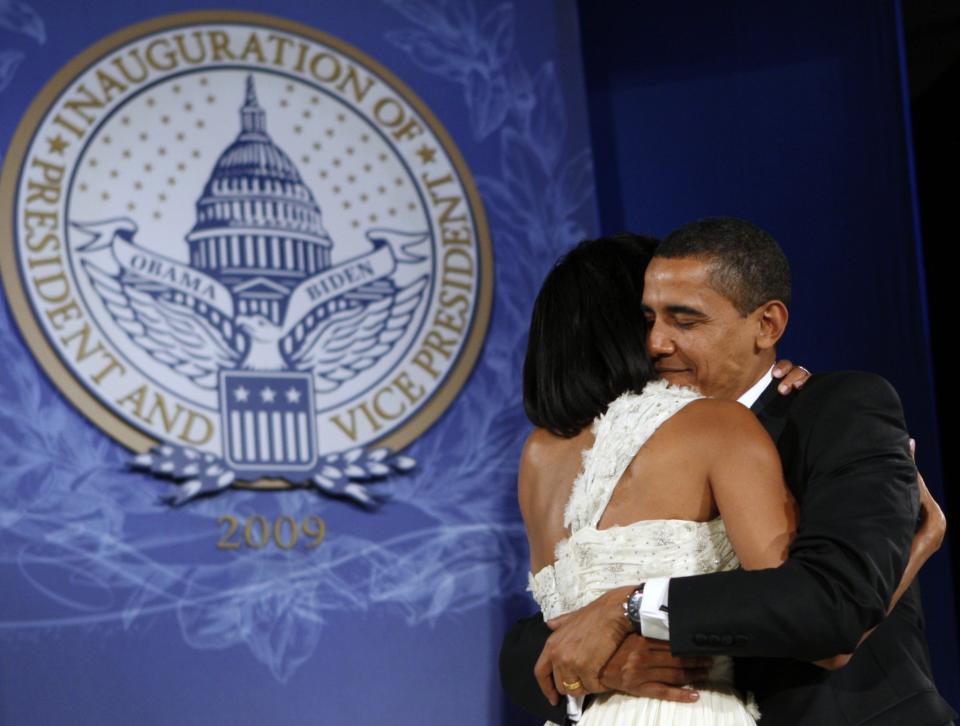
[623, 583, 645, 632]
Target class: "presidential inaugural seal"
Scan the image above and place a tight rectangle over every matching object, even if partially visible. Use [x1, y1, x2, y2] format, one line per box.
[0, 12, 492, 504]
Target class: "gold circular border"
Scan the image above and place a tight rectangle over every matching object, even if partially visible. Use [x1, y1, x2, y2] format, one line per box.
[0, 10, 493, 485]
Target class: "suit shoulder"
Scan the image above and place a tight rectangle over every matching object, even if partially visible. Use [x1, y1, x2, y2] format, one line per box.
[806, 369, 895, 390]
[787, 370, 909, 444]
[797, 370, 903, 408]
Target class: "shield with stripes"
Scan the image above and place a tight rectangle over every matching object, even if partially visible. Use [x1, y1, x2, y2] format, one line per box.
[220, 371, 318, 479]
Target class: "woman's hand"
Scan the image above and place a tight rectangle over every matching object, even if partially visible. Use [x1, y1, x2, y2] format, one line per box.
[911, 439, 946, 545]
[772, 359, 811, 394]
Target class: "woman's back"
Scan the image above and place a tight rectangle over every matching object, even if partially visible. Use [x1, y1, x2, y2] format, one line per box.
[522, 381, 773, 726]
[520, 381, 792, 576]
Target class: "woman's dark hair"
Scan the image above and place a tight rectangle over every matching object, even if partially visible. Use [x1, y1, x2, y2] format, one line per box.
[523, 233, 659, 437]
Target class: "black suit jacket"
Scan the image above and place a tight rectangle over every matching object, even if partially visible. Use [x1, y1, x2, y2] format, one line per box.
[499, 372, 955, 725]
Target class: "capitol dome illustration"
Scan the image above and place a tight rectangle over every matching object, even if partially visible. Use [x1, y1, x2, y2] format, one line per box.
[186, 76, 333, 326]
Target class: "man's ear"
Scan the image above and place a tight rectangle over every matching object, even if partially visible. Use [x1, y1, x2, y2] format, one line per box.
[755, 301, 789, 350]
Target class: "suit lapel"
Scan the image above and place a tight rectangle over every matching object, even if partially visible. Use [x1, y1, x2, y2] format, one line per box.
[750, 379, 790, 445]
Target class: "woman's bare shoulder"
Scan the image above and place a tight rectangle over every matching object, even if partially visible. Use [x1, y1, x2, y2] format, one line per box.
[521, 426, 564, 463]
[649, 398, 772, 463]
[675, 398, 766, 436]
[665, 399, 781, 480]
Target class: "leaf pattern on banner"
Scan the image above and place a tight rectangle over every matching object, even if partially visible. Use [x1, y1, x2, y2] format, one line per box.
[465, 67, 511, 140]
[368, 525, 526, 624]
[0, 0, 45, 44]
[527, 62, 566, 171]
[478, 4, 513, 69]
[385, 1, 516, 141]
[177, 556, 334, 682]
[0, 0, 597, 684]
[385, 29, 470, 82]
[556, 149, 595, 220]
[383, 0, 456, 36]
[0, 49, 23, 92]
[383, 0, 598, 610]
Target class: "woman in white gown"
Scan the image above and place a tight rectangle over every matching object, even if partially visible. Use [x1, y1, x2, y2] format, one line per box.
[518, 235, 798, 725]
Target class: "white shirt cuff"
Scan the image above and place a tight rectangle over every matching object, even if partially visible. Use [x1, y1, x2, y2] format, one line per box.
[638, 577, 671, 641]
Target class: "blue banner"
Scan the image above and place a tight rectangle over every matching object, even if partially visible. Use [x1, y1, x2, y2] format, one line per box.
[0, 2, 596, 724]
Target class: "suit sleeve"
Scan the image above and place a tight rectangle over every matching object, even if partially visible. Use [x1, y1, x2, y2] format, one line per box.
[500, 613, 569, 724]
[668, 373, 919, 660]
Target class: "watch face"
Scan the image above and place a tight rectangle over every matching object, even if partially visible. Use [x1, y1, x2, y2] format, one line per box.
[627, 587, 644, 625]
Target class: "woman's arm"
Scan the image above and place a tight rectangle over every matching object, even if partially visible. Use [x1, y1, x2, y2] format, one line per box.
[697, 399, 797, 570]
[891, 461, 946, 610]
[814, 443, 946, 669]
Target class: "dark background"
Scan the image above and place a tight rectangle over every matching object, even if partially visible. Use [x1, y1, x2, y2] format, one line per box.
[905, 0, 960, 653]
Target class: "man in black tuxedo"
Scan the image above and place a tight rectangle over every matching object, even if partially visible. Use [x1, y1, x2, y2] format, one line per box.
[500, 217, 954, 725]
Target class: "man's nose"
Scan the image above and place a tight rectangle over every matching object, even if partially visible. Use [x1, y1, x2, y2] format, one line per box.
[647, 320, 675, 356]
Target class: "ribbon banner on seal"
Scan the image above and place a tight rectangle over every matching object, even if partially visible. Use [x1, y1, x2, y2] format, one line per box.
[73, 218, 428, 336]
[66, 218, 428, 505]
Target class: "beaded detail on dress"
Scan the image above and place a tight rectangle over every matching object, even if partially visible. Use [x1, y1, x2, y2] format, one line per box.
[528, 379, 738, 619]
[528, 517, 738, 621]
[563, 379, 703, 533]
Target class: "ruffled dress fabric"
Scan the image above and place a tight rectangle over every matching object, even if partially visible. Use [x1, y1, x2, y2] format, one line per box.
[528, 380, 759, 725]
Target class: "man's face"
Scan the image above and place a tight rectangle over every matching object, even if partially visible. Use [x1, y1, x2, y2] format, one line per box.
[642, 256, 761, 400]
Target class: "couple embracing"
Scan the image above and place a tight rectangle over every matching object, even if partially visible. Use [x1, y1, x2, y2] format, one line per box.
[501, 218, 954, 725]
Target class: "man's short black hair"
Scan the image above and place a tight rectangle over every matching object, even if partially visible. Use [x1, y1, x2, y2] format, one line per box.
[523, 233, 659, 438]
[658, 217, 791, 315]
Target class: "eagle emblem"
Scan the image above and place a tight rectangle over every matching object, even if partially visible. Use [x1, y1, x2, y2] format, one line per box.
[72, 76, 428, 504]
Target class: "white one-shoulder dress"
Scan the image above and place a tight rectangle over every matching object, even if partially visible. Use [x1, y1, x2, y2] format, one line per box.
[528, 380, 759, 725]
